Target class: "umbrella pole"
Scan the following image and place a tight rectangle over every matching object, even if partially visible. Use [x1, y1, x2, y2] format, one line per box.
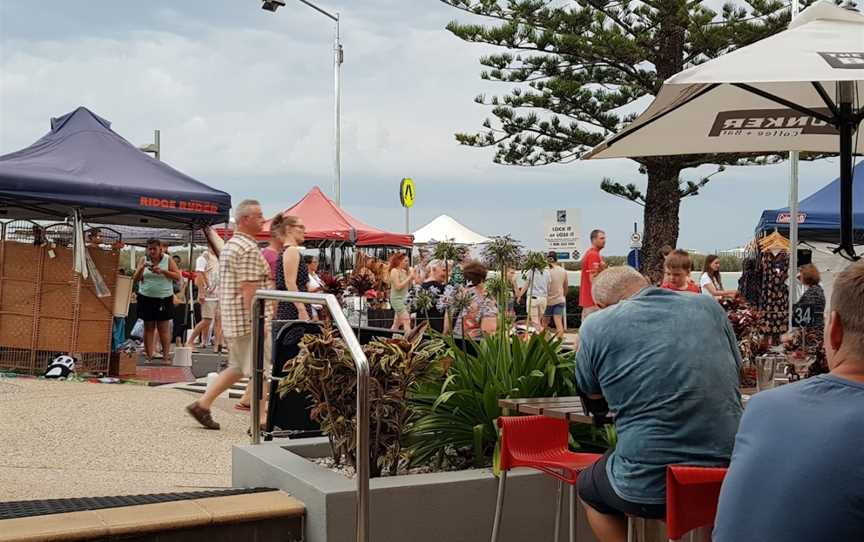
[838, 81, 857, 260]
[788, 152, 799, 331]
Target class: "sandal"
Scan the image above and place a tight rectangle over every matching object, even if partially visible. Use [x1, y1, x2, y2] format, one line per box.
[234, 402, 251, 411]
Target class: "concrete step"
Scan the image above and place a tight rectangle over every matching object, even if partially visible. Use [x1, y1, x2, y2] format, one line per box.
[0, 490, 304, 542]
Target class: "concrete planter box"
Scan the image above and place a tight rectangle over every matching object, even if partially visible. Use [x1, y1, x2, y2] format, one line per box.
[233, 438, 599, 542]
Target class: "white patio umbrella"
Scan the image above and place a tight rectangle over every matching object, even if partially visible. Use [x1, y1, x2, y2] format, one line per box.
[585, 0, 864, 262]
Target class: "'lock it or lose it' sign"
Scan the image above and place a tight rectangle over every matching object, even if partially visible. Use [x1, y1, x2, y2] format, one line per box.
[544, 208, 581, 261]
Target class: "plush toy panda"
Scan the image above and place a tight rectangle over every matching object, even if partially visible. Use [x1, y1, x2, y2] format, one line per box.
[44, 355, 76, 379]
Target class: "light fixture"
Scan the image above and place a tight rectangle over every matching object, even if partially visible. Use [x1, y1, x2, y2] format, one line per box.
[261, 0, 286, 11]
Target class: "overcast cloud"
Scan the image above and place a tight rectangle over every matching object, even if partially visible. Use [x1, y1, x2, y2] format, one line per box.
[0, 0, 846, 254]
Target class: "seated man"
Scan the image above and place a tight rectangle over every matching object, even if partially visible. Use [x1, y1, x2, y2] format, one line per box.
[576, 266, 743, 542]
[713, 261, 864, 542]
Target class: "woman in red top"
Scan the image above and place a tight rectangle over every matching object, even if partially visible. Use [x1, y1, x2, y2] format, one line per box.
[661, 249, 700, 293]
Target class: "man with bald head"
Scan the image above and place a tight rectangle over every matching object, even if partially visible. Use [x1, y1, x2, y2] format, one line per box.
[575, 266, 743, 542]
[713, 261, 864, 542]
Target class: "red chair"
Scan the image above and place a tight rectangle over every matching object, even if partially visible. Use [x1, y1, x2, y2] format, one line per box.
[666, 465, 728, 541]
[491, 415, 602, 542]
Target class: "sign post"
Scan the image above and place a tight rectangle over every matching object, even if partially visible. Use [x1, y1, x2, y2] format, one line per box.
[400, 178, 415, 234]
[628, 222, 643, 270]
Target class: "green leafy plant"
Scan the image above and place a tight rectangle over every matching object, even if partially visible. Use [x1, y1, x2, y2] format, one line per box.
[405, 330, 576, 469]
[278, 324, 445, 477]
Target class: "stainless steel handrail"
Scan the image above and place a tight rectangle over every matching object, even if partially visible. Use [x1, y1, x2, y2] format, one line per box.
[250, 290, 370, 542]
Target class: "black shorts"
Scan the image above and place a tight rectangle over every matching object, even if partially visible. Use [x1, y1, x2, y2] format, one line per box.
[577, 452, 666, 520]
[137, 294, 175, 323]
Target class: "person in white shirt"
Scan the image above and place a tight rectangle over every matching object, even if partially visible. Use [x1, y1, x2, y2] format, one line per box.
[518, 265, 551, 331]
[305, 255, 324, 320]
[185, 247, 221, 350]
[699, 254, 737, 300]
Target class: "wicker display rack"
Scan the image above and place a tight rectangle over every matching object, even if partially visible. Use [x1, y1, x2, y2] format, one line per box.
[0, 220, 121, 375]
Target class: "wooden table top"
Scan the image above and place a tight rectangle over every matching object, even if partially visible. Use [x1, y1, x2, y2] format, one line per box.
[499, 393, 751, 425]
[498, 396, 602, 425]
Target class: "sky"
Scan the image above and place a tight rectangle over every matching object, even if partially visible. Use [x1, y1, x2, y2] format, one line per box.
[0, 0, 849, 255]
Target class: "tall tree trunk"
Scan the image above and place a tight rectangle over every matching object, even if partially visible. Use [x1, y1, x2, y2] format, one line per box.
[642, 162, 683, 283]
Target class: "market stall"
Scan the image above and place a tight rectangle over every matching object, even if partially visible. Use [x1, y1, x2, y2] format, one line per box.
[0, 107, 230, 375]
[412, 214, 491, 246]
[259, 186, 412, 271]
[756, 162, 864, 299]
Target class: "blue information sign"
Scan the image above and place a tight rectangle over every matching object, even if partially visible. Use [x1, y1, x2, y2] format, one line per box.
[627, 249, 641, 269]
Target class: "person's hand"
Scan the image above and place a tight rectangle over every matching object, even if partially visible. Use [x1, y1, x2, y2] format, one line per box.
[151, 265, 163, 275]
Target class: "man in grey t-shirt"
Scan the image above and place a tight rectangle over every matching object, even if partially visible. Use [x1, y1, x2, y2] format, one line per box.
[575, 266, 742, 542]
[714, 261, 864, 542]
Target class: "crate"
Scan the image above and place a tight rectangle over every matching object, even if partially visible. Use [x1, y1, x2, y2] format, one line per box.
[109, 351, 138, 378]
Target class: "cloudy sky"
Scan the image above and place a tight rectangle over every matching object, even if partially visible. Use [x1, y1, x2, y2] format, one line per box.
[0, 0, 847, 254]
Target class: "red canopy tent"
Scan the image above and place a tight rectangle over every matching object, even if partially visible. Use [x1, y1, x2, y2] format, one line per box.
[260, 186, 413, 247]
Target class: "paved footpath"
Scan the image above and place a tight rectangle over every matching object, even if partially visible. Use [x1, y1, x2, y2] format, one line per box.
[0, 377, 249, 502]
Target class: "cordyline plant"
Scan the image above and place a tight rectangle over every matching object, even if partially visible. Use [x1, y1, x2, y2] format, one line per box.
[521, 251, 549, 329]
[278, 323, 445, 477]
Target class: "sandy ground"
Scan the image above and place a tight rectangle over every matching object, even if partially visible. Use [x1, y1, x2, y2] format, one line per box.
[0, 377, 250, 502]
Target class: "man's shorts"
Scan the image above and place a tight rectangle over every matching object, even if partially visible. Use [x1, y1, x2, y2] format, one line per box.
[226, 332, 272, 378]
[201, 300, 219, 320]
[545, 303, 566, 317]
[577, 452, 666, 520]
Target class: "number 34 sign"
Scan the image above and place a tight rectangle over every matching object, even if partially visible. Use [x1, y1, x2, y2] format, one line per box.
[793, 302, 816, 327]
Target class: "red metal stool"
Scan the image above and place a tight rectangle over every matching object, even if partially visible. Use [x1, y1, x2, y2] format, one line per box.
[666, 465, 728, 541]
[491, 415, 602, 542]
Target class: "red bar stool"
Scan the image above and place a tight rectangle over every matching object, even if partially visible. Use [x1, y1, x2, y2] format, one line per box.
[665, 465, 728, 541]
[491, 415, 602, 542]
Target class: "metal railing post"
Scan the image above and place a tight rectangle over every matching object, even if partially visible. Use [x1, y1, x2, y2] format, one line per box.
[250, 290, 369, 542]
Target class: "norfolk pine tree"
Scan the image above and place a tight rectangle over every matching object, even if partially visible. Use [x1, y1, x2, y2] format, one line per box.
[441, 0, 818, 279]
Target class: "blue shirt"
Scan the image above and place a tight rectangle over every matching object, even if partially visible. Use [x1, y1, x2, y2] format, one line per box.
[713, 374, 864, 542]
[576, 287, 743, 504]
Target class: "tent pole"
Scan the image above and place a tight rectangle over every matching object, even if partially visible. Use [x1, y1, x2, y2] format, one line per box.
[188, 230, 195, 338]
[838, 81, 857, 260]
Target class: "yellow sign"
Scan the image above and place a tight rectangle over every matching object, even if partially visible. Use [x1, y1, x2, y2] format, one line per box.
[400, 178, 415, 208]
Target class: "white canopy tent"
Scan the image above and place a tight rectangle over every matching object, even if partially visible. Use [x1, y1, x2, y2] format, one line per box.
[585, 0, 864, 321]
[412, 214, 492, 245]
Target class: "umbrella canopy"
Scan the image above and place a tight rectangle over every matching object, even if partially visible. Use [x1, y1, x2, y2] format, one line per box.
[412, 214, 491, 245]
[585, 1, 864, 258]
[0, 107, 231, 228]
[261, 186, 413, 247]
[757, 160, 864, 241]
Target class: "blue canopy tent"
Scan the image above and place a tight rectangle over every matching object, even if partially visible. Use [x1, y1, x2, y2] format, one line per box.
[757, 162, 864, 245]
[0, 107, 230, 228]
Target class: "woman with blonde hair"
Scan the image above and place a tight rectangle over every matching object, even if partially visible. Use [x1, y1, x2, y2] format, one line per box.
[272, 214, 310, 321]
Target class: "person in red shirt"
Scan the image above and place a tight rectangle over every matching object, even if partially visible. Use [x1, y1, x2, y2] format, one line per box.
[580, 229, 607, 318]
[661, 249, 701, 293]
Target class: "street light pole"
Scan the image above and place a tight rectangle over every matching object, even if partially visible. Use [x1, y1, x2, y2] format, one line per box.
[264, 0, 342, 206]
[334, 13, 342, 207]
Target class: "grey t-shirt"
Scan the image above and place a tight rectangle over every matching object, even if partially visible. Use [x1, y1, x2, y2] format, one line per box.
[713, 374, 864, 542]
[576, 287, 743, 504]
